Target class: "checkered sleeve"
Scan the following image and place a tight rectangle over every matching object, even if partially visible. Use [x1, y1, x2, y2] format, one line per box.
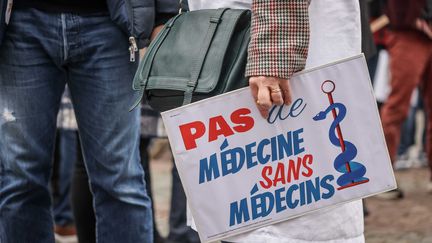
[245, 0, 310, 79]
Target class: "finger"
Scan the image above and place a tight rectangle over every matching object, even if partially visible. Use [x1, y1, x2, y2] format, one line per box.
[279, 80, 292, 105]
[269, 86, 284, 106]
[257, 84, 272, 118]
[249, 79, 267, 118]
[249, 80, 259, 101]
[257, 102, 270, 119]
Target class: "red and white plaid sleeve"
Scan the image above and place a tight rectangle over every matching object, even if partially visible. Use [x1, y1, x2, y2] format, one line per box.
[245, 0, 310, 80]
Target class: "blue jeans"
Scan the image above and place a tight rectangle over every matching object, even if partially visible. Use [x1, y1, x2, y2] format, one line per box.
[397, 104, 417, 156]
[53, 129, 78, 226]
[0, 8, 152, 243]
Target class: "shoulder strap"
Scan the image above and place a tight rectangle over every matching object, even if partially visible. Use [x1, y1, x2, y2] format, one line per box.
[129, 14, 182, 111]
[182, 8, 228, 106]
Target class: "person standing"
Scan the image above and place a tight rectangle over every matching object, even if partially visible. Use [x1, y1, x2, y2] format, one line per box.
[189, 0, 365, 242]
[0, 1, 177, 242]
[380, 0, 432, 197]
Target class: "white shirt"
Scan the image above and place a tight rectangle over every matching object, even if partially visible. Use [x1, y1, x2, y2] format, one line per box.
[188, 1, 364, 242]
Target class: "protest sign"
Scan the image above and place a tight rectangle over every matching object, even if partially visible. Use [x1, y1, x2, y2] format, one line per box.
[161, 55, 397, 242]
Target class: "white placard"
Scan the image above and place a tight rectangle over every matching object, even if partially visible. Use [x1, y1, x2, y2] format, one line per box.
[161, 55, 396, 243]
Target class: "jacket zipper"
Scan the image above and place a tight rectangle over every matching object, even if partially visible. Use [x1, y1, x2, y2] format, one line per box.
[125, 0, 137, 62]
[129, 36, 138, 62]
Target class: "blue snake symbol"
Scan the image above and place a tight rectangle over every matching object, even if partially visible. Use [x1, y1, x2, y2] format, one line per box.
[313, 80, 369, 190]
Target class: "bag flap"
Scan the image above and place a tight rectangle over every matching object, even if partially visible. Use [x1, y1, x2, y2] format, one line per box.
[133, 8, 250, 93]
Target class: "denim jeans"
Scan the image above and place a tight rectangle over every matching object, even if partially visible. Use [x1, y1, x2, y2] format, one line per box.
[0, 8, 152, 243]
[53, 129, 78, 226]
[397, 104, 417, 156]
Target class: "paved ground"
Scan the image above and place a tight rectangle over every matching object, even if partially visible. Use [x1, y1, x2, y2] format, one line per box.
[364, 168, 432, 243]
[55, 139, 431, 243]
[150, 139, 432, 243]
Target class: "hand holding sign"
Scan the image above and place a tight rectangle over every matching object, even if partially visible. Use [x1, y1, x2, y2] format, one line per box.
[161, 55, 396, 243]
[249, 76, 293, 118]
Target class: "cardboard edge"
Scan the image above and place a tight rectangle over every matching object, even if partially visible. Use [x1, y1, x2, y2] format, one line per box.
[160, 54, 397, 243]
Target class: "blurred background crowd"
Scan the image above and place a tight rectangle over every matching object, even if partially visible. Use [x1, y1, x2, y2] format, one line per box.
[49, 0, 431, 243]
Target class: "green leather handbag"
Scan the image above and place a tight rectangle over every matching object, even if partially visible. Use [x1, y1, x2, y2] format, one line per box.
[131, 8, 251, 112]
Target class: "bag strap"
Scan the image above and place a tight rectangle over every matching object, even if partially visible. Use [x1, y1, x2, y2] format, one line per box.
[130, 8, 228, 110]
[129, 14, 182, 111]
[141, 14, 182, 90]
[182, 8, 228, 106]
